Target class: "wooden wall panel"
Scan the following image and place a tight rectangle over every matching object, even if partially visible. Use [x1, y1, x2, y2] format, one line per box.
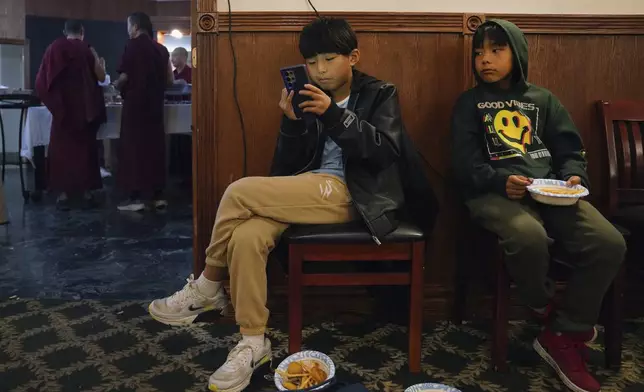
[526, 35, 644, 210]
[212, 31, 464, 306]
[195, 12, 644, 319]
[192, 0, 218, 274]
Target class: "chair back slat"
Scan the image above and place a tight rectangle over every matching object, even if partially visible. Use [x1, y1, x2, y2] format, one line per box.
[616, 121, 632, 189]
[632, 122, 644, 188]
[597, 100, 644, 215]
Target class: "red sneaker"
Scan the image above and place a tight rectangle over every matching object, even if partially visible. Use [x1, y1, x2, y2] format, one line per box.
[534, 329, 600, 392]
[568, 327, 599, 345]
[531, 304, 598, 344]
[530, 303, 553, 324]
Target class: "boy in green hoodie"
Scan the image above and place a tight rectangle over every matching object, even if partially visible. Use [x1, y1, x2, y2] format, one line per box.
[451, 20, 625, 392]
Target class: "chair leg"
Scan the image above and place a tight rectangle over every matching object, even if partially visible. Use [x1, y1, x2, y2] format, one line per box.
[492, 253, 510, 372]
[409, 241, 425, 373]
[453, 229, 471, 324]
[603, 263, 625, 370]
[288, 244, 304, 354]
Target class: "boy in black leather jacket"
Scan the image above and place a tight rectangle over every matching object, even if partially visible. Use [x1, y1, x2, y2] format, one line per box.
[149, 17, 435, 392]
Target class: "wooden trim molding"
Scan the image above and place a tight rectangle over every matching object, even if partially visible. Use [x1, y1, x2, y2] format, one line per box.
[216, 11, 644, 35]
[488, 14, 644, 35]
[216, 12, 463, 33]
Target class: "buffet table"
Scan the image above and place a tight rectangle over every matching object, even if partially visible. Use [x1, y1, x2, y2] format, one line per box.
[21, 103, 192, 161]
[20, 103, 192, 199]
[0, 93, 42, 201]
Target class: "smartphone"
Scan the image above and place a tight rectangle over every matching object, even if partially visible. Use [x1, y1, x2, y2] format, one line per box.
[280, 64, 314, 121]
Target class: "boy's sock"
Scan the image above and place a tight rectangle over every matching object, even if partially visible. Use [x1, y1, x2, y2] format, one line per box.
[242, 334, 266, 347]
[196, 273, 222, 297]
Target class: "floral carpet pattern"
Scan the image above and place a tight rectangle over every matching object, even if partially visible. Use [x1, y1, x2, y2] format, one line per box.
[1, 298, 643, 392]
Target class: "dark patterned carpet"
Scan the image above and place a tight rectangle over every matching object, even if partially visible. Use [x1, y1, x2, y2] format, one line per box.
[2, 298, 644, 392]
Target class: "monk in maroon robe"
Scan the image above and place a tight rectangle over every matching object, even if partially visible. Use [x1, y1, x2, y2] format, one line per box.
[115, 12, 173, 212]
[35, 20, 107, 210]
[171, 47, 192, 84]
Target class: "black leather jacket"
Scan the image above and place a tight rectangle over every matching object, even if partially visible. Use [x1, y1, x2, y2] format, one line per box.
[270, 70, 438, 243]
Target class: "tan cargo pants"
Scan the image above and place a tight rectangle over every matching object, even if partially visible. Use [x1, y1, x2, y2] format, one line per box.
[205, 173, 355, 335]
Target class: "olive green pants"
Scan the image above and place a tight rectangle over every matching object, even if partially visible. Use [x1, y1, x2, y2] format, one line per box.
[467, 194, 626, 332]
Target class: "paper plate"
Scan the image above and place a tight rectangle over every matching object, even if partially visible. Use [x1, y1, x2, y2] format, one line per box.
[274, 350, 335, 391]
[526, 179, 589, 206]
[405, 383, 462, 392]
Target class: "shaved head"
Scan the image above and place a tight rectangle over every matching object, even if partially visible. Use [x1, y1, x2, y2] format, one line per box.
[171, 47, 189, 68]
[64, 20, 84, 37]
[172, 47, 189, 58]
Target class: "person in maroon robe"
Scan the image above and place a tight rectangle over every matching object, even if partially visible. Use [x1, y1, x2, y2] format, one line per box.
[115, 12, 173, 212]
[171, 47, 192, 84]
[35, 20, 107, 210]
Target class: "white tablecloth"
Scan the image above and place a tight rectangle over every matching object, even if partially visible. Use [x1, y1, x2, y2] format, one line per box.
[21, 104, 191, 161]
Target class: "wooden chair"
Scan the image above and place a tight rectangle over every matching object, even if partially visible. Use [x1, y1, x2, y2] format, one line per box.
[281, 221, 426, 373]
[456, 225, 627, 372]
[597, 100, 644, 221]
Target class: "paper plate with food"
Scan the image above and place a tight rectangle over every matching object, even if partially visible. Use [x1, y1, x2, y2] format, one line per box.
[527, 179, 589, 206]
[274, 350, 335, 391]
[405, 383, 462, 392]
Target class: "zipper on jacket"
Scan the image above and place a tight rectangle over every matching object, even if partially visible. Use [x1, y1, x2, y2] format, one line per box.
[351, 198, 382, 245]
[293, 121, 321, 175]
[342, 92, 381, 245]
[344, 158, 381, 245]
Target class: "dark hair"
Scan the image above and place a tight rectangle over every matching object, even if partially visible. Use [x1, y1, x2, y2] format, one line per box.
[128, 12, 154, 36]
[298, 17, 358, 59]
[473, 23, 510, 49]
[64, 20, 84, 35]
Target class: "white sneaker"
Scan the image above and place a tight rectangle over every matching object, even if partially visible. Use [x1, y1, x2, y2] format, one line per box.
[100, 167, 112, 178]
[153, 199, 168, 210]
[148, 274, 229, 326]
[117, 200, 145, 212]
[208, 338, 272, 392]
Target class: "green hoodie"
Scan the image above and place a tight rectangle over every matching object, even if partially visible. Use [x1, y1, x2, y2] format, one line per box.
[451, 19, 589, 200]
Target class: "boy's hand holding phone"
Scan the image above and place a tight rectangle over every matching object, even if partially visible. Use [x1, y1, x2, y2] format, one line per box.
[279, 84, 332, 120]
[298, 84, 331, 115]
[279, 88, 298, 120]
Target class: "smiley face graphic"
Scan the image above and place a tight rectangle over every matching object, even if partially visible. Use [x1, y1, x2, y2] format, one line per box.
[493, 110, 533, 154]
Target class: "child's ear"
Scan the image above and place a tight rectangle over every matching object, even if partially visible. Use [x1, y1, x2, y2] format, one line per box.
[349, 49, 360, 66]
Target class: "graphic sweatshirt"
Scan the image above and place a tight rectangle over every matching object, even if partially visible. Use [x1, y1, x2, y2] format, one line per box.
[451, 19, 589, 200]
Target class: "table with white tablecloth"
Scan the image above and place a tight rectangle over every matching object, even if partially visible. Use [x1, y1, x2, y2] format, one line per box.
[21, 103, 192, 161]
[20, 103, 192, 197]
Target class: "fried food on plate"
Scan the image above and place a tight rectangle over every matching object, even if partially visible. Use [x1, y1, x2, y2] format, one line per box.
[277, 360, 328, 390]
[535, 186, 585, 196]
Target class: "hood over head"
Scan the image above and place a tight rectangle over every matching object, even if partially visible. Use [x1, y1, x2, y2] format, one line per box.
[472, 19, 528, 89]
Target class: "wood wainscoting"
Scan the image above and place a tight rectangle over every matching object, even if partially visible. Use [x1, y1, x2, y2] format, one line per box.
[191, 4, 644, 321]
